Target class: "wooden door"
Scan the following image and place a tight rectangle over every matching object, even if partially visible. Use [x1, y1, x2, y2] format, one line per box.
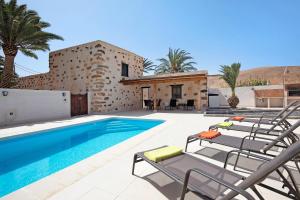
[71, 94, 88, 116]
[142, 87, 150, 108]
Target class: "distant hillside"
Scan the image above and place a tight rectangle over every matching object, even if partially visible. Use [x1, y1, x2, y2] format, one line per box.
[208, 66, 300, 88]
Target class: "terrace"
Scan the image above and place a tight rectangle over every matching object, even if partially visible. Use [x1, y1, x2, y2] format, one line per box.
[1, 1, 300, 199]
[120, 71, 208, 111]
[0, 112, 298, 200]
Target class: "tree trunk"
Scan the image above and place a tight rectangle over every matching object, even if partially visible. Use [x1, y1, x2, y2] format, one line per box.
[1, 55, 16, 88]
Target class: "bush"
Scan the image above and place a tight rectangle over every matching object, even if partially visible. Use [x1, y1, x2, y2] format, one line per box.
[237, 78, 268, 87]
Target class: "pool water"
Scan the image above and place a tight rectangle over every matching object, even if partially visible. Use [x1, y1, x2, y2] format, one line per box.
[0, 117, 164, 197]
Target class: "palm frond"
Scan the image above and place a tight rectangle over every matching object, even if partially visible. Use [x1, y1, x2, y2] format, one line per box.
[0, 0, 63, 55]
[219, 62, 241, 94]
[0, 0, 63, 87]
[143, 58, 156, 73]
[155, 48, 197, 74]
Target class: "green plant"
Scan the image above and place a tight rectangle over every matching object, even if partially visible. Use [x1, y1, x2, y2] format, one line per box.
[238, 78, 268, 87]
[0, 0, 63, 88]
[219, 62, 241, 108]
[155, 48, 197, 74]
[143, 58, 156, 73]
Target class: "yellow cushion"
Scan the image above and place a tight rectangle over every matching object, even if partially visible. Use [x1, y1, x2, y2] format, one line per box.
[218, 122, 233, 127]
[144, 146, 182, 162]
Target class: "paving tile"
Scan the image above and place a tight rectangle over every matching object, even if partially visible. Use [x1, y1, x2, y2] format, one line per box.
[1, 189, 39, 200]
[79, 188, 115, 200]
[24, 176, 65, 200]
[46, 181, 92, 200]
[0, 112, 294, 200]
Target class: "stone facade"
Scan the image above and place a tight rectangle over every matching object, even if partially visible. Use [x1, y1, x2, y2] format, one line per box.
[18, 40, 144, 113]
[139, 79, 207, 110]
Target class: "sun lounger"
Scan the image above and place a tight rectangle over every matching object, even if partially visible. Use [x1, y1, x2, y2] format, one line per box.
[185, 119, 300, 157]
[225, 100, 299, 125]
[132, 141, 300, 199]
[209, 104, 300, 135]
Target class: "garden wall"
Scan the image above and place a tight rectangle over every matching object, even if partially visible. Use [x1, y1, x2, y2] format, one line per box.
[208, 85, 284, 108]
[0, 89, 70, 126]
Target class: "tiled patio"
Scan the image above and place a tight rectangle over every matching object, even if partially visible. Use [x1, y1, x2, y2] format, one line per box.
[0, 112, 297, 200]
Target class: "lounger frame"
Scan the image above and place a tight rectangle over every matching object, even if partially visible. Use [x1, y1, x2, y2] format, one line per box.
[217, 104, 300, 135]
[132, 146, 256, 200]
[225, 100, 299, 125]
[132, 143, 300, 200]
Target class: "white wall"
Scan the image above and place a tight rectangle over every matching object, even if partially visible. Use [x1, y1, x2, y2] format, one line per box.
[0, 89, 70, 126]
[208, 85, 283, 108]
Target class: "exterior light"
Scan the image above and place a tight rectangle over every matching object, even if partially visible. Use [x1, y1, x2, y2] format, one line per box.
[2, 91, 8, 96]
[62, 92, 66, 97]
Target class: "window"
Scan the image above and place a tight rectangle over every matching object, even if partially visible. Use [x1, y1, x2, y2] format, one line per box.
[287, 85, 300, 97]
[121, 63, 129, 77]
[171, 85, 182, 99]
[288, 90, 300, 97]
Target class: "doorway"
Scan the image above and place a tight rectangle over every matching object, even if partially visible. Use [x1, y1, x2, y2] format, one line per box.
[142, 87, 150, 109]
[71, 94, 88, 116]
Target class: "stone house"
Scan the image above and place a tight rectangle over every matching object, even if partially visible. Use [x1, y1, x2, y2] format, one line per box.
[18, 40, 208, 115]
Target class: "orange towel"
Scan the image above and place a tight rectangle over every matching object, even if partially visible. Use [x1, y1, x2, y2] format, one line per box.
[198, 130, 221, 139]
[230, 116, 245, 121]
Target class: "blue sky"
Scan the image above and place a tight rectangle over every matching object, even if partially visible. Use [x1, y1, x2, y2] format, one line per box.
[11, 0, 300, 76]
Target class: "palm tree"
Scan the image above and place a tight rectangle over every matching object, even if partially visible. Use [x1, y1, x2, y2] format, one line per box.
[219, 62, 241, 108]
[0, 0, 63, 88]
[155, 48, 197, 74]
[143, 58, 155, 73]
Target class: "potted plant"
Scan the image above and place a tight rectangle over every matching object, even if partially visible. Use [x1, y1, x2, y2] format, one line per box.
[219, 63, 241, 108]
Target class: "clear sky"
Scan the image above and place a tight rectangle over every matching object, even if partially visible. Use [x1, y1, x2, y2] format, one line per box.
[10, 0, 300, 76]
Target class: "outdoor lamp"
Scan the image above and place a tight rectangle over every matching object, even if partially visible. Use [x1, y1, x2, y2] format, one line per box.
[2, 91, 8, 96]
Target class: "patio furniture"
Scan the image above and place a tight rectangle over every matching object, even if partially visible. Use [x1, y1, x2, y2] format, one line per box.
[209, 104, 300, 135]
[165, 99, 177, 110]
[144, 100, 153, 110]
[177, 103, 187, 110]
[185, 119, 300, 157]
[186, 99, 195, 110]
[132, 141, 300, 200]
[225, 100, 299, 125]
[156, 99, 161, 110]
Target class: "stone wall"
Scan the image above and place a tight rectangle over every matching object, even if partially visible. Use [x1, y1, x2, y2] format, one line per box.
[208, 66, 300, 88]
[140, 78, 208, 110]
[18, 73, 50, 90]
[18, 40, 144, 113]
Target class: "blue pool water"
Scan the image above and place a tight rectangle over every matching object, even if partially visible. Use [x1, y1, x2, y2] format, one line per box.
[0, 117, 164, 197]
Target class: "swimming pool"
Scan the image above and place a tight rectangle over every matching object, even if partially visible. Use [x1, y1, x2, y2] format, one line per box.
[0, 117, 164, 197]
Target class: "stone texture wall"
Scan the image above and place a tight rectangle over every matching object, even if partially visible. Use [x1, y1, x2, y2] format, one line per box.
[18, 73, 50, 90]
[140, 78, 208, 110]
[208, 66, 300, 88]
[18, 40, 144, 113]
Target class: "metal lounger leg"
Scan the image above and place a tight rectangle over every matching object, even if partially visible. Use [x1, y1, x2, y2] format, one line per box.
[251, 186, 265, 200]
[132, 154, 138, 175]
[185, 137, 190, 151]
[132, 154, 145, 175]
[233, 152, 241, 171]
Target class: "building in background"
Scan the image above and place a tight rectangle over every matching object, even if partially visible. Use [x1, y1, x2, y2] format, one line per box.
[18, 40, 208, 116]
[207, 66, 300, 108]
[18, 40, 144, 115]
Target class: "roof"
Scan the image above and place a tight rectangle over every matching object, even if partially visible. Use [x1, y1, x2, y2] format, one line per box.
[120, 71, 207, 85]
[50, 40, 143, 58]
